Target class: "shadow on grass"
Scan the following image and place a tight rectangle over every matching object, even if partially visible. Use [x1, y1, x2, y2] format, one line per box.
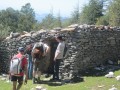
[39, 80, 63, 86]
[38, 77, 84, 86]
[33, 65, 120, 86]
[79, 65, 120, 77]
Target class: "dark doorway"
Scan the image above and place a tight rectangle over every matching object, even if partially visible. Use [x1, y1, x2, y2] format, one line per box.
[47, 37, 58, 74]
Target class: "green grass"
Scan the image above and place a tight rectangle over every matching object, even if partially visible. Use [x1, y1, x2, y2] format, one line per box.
[0, 70, 120, 90]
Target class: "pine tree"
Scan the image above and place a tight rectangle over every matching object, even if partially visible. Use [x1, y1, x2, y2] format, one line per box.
[108, 0, 120, 26]
[80, 0, 103, 24]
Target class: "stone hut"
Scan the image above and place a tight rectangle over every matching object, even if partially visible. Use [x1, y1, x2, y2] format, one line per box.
[1, 24, 120, 80]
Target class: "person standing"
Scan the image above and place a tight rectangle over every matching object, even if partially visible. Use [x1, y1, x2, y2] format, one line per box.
[10, 47, 28, 90]
[51, 36, 65, 81]
[25, 44, 33, 79]
[32, 39, 50, 83]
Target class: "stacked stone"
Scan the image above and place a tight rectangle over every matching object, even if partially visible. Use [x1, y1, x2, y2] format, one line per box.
[59, 25, 120, 79]
[5, 30, 54, 54]
[0, 41, 9, 73]
[59, 25, 82, 79]
[1, 25, 120, 81]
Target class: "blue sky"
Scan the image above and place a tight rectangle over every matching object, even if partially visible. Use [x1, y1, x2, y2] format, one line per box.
[0, 0, 89, 17]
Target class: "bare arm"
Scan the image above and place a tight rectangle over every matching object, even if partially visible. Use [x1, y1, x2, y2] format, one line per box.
[54, 52, 60, 61]
[43, 44, 50, 56]
[45, 45, 50, 55]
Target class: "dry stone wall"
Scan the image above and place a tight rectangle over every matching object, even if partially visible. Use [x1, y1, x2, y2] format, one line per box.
[0, 41, 9, 73]
[1, 24, 120, 80]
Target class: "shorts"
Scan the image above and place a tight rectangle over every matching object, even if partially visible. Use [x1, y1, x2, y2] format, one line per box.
[33, 55, 50, 72]
[33, 61, 43, 71]
[11, 75, 23, 82]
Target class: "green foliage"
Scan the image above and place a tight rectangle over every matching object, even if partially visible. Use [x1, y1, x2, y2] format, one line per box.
[0, 0, 119, 32]
[0, 24, 10, 40]
[40, 13, 55, 29]
[35, 11, 62, 30]
[96, 15, 109, 25]
[62, 18, 73, 27]
[0, 3, 36, 33]
[54, 11, 62, 28]
[70, 2, 80, 24]
[79, 5, 90, 24]
[80, 0, 103, 25]
[33, 22, 43, 30]
[19, 3, 36, 32]
[0, 70, 120, 90]
[0, 8, 19, 32]
[108, 0, 120, 26]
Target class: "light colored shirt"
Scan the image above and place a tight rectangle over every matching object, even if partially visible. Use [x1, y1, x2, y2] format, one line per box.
[55, 41, 65, 59]
[32, 42, 49, 54]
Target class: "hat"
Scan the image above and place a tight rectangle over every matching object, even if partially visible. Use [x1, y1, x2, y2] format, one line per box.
[18, 47, 24, 52]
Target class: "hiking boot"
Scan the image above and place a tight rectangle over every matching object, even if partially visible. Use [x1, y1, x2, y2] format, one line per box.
[56, 79, 61, 82]
[33, 79, 35, 84]
[45, 74, 50, 78]
[33, 77, 37, 84]
[49, 78, 56, 82]
[37, 77, 41, 84]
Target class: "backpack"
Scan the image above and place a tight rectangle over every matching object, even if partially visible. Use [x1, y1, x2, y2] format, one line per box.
[63, 44, 68, 58]
[10, 56, 25, 75]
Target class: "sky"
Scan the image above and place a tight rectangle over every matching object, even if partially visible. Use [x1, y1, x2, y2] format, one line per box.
[0, 0, 89, 17]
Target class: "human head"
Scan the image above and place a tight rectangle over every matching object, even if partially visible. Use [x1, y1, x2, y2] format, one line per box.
[56, 35, 63, 42]
[18, 47, 25, 54]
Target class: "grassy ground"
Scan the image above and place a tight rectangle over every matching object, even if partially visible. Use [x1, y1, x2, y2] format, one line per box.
[0, 70, 120, 90]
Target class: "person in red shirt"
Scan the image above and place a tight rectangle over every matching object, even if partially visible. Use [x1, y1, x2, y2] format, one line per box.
[10, 47, 28, 90]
